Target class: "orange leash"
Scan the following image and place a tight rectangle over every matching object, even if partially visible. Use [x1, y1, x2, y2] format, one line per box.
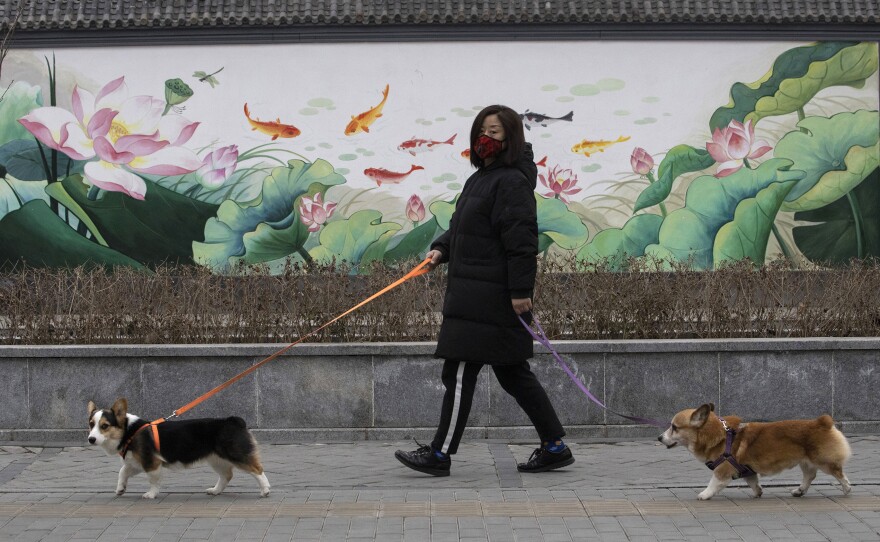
[161, 257, 432, 421]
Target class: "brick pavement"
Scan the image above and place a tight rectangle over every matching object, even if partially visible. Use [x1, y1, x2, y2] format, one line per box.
[0, 436, 878, 541]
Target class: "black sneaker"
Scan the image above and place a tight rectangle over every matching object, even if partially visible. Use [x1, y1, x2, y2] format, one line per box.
[517, 446, 575, 473]
[395, 445, 451, 477]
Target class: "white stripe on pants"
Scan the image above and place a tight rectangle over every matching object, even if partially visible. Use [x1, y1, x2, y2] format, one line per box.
[440, 362, 466, 454]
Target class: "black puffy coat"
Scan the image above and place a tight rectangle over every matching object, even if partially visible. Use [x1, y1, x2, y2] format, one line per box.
[431, 145, 539, 364]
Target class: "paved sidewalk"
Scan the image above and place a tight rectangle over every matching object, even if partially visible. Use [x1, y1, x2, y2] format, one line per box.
[1, 436, 879, 541]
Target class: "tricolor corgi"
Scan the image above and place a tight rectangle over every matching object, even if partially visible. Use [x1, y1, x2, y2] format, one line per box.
[87, 398, 270, 499]
[658, 403, 852, 500]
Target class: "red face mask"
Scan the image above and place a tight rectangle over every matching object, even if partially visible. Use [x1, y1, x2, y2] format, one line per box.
[474, 134, 504, 160]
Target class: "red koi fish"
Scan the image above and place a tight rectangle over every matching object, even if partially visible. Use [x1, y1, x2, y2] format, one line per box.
[536, 156, 548, 167]
[460, 148, 471, 159]
[243, 103, 301, 140]
[364, 165, 424, 186]
[398, 134, 456, 156]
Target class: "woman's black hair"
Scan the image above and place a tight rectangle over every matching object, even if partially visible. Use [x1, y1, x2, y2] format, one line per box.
[469, 105, 525, 169]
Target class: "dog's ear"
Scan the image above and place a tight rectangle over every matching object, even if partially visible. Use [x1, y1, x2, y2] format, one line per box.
[111, 398, 128, 421]
[87, 401, 97, 418]
[708, 402, 715, 412]
[690, 403, 712, 427]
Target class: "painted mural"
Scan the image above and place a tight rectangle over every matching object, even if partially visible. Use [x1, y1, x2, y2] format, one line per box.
[0, 41, 877, 272]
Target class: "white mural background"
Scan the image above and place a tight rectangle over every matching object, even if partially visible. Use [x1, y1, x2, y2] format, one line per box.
[1, 40, 878, 271]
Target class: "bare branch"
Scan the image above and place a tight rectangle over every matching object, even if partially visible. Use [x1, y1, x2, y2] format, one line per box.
[0, 0, 28, 101]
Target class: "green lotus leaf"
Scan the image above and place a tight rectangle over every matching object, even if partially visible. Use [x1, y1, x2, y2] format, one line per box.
[0, 179, 21, 220]
[193, 159, 345, 268]
[45, 180, 108, 246]
[776, 110, 880, 212]
[0, 139, 88, 181]
[309, 209, 401, 266]
[0, 200, 144, 270]
[710, 42, 878, 131]
[536, 194, 589, 251]
[791, 168, 880, 264]
[383, 217, 440, 262]
[0, 82, 42, 147]
[644, 159, 805, 269]
[429, 196, 458, 230]
[577, 214, 663, 271]
[58, 174, 219, 267]
[633, 145, 715, 213]
[714, 179, 798, 264]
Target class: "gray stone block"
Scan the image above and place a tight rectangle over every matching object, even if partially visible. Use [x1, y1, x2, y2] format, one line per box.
[0, 359, 28, 429]
[258, 355, 373, 428]
[720, 350, 832, 420]
[373, 356, 446, 427]
[487, 354, 604, 428]
[605, 352, 717, 425]
[30, 357, 143, 429]
[3, 339, 879, 443]
[832, 349, 880, 421]
[140, 357, 257, 423]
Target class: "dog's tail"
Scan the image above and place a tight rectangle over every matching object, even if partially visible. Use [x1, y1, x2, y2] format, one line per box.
[816, 414, 834, 429]
[226, 416, 247, 428]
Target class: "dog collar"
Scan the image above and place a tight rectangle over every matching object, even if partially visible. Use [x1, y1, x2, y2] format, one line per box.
[704, 416, 757, 480]
[118, 418, 164, 459]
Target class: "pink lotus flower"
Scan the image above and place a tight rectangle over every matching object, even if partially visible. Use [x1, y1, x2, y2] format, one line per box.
[405, 194, 425, 223]
[539, 165, 581, 203]
[197, 145, 238, 188]
[299, 193, 337, 232]
[706, 119, 772, 178]
[18, 76, 202, 200]
[630, 147, 654, 175]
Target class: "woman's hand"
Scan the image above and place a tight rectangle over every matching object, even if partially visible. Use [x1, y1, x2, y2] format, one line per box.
[425, 249, 443, 271]
[511, 297, 532, 315]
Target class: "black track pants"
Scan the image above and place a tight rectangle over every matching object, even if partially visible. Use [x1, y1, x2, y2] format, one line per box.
[430, 359, 565, 455]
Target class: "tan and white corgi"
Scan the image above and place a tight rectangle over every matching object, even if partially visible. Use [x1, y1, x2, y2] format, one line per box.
[88, 398, 270, 499]
[658, 403, 852, 500]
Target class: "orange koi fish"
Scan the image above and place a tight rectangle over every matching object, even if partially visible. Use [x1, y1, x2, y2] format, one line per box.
[571, 135, 631, 157]
[345, 84, 389, 135]
[398, 134, 456, 156]
[460, 148, 471, 159]
[243, 103, 301, 140]
[364, 164, 424, 186]
[536, 155, 548, 167]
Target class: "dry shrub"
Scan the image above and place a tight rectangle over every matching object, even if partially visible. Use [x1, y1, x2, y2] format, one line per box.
[2, 257, 880, 344]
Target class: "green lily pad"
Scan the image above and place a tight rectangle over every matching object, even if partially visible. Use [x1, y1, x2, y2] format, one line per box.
[0, 200, 145, 270]
[0, 139, 88, 181]
[714, 179, 798, 264]
[0, 82, 43, 147]
[776, 110, 880, 212]
[193, 159, 345, 269]
[644, 159, 805, 269]
[383, 217, 440, 262]
[58, 174, 219, 267]
[791, 167, 880, 264]
[536, 194, 589, 251]
[309, 209, 401, 266]
[0, 179, 21, 220]
[710, 42, 878, 131]
[577, 213, 663, 270]
[45, 180, 108, 246]
[633, 145, 715, 213]
[428, 196, 458, 230]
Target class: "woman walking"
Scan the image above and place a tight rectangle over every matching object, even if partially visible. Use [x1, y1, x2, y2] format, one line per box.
[394, 105, 573, 477]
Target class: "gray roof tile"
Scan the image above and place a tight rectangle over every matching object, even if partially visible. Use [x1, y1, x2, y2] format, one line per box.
[1, 0, 878, 30]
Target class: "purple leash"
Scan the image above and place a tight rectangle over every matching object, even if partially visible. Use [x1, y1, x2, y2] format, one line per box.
[518, 314, 670, 429]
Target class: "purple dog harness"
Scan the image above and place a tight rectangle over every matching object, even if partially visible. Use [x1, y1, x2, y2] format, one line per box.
[704, 416, 757, 479]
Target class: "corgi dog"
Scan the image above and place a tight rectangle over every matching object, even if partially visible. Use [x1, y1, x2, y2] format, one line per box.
[658, 403, 852, 500]
[87, 398, 270, 499]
